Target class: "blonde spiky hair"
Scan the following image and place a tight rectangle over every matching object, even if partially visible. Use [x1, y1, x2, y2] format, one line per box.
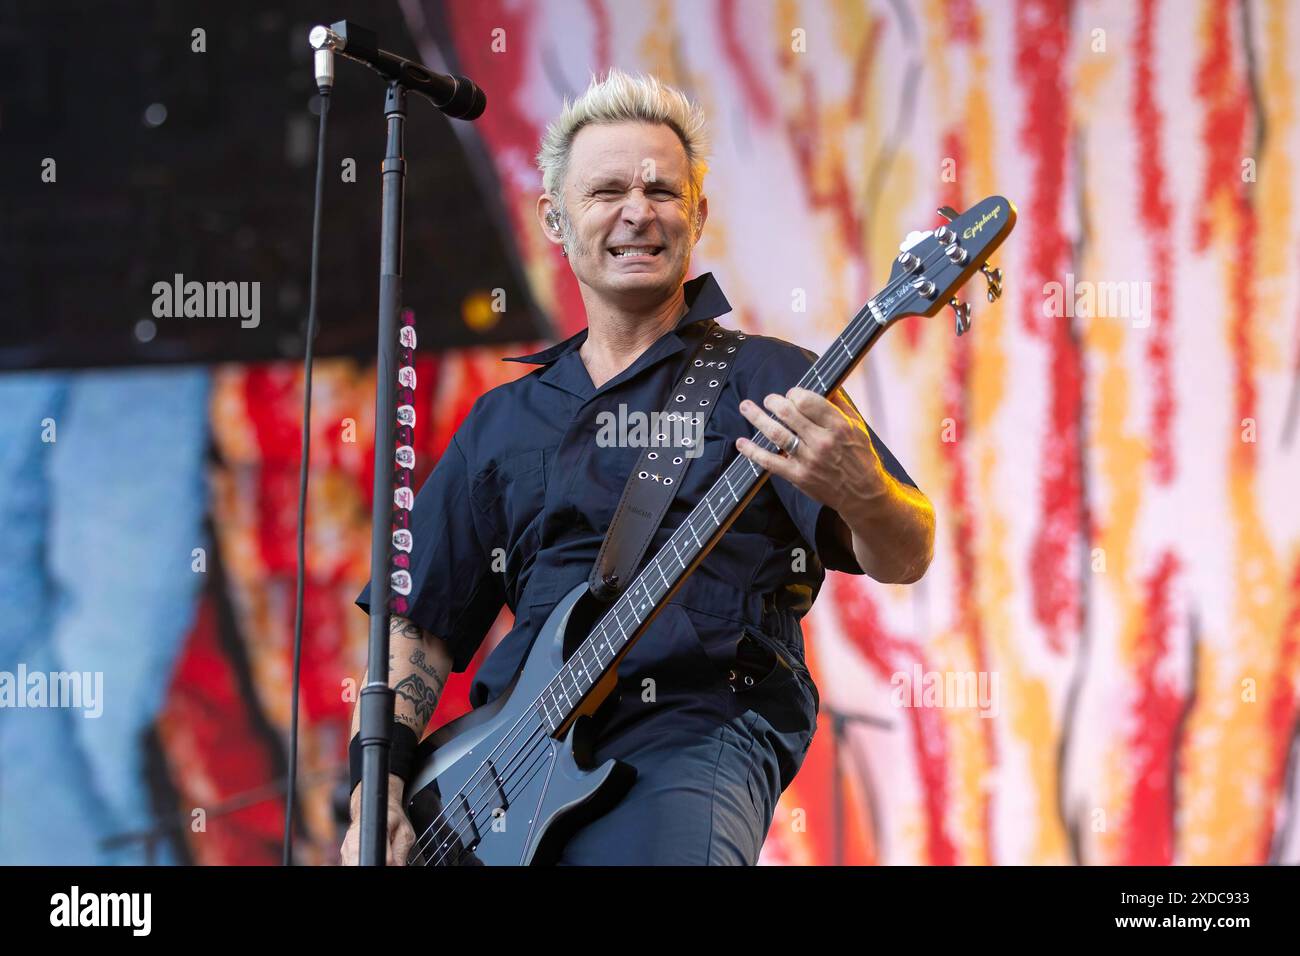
[536, 68, 710, 203]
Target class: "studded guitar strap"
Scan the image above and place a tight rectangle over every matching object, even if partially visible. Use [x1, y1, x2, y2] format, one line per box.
[588, 319, 747, 602]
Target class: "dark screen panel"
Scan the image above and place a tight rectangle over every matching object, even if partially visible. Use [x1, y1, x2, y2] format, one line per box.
[0, 0, 548, 370]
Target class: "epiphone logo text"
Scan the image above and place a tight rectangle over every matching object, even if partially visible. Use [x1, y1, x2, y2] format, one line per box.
[962, 205, 1002, 240]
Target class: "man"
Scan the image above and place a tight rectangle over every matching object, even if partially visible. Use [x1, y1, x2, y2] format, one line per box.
[341, 69, 933, 865]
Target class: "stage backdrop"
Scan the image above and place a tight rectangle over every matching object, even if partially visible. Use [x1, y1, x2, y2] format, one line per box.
[4, 0, 1298, 865]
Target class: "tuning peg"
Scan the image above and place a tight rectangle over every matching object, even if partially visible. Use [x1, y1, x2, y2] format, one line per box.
[980, 263, 1003, 302]
[949, 298, 972, 336]
[937, 205, 960, 222]
[897, 251, 922, 273]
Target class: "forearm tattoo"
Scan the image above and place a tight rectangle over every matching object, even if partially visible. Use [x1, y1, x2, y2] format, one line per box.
[394, 674, 442, 730]
[385, 616, 446, 731]
[409, 646, 440, 680]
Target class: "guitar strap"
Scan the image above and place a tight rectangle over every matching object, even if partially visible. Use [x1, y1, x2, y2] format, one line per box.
[588, 319, 748, 602]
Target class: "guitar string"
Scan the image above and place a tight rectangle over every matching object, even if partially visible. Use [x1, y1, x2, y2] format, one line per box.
[411, 238, 980, 864]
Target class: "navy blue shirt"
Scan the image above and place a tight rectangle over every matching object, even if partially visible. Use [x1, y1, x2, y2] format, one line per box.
[357, 273, 917, 767]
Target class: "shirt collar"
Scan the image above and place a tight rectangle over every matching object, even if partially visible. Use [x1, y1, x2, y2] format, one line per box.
[502, 272, 733, 368]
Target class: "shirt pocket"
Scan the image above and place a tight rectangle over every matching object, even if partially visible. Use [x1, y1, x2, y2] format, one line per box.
[738, 625, 817, 714]
[469, 448, 548, 600]
[672, 601, 753, 683]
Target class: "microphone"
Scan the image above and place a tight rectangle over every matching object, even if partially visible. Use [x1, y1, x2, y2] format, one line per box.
[308, 20, 486, 120]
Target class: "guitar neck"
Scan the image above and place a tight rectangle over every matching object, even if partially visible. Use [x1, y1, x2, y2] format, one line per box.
[536, 299, 890, 730]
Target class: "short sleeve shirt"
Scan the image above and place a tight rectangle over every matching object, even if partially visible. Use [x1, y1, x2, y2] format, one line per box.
[356, 273, 918, 764]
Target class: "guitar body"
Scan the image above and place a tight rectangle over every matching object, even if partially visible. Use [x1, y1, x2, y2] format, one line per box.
[404, 582, 636, 865]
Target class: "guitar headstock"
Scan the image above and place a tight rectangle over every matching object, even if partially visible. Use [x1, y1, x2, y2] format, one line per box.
[874, 195, 1017, 335]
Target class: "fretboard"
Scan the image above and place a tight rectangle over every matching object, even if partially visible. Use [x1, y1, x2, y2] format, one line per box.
[534, 298, 888, 733]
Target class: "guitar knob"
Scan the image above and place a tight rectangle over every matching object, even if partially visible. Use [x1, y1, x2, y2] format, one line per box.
[980, 263, 1003, 301]
[911, 277, 937, 299]
[944, 242, 969, 265]
[949, 298, 972, 336]
[897, 251, 922, 273]
[934, 225, 956, 244]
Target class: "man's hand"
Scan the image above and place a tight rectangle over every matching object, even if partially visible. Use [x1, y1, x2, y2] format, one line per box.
[340, 773, 416, 866]
[736, 387, 889, 516]
[736, 386, 934, 583]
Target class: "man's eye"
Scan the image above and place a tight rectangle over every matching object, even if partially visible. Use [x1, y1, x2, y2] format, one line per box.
[594, 189, 620, 197]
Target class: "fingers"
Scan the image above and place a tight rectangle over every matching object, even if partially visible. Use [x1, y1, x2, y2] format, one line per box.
[736, 433, 794, 479]
[788, 386, 849, 430]
[392, 818, 415, 867]
[382, 805, 415, 867]
[739, 398, 798, 452]
[385, 815, 400, 867]
[762, 391, 817, 439]
[339, 813, 411, 866]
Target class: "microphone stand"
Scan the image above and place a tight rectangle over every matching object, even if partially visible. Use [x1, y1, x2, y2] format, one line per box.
[358, 79, 408, 867]
[308, 18, 484, 867]
[826, 706, 892, 866]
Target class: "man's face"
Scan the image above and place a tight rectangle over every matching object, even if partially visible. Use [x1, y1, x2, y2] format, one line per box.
[543, 121, 705, 305]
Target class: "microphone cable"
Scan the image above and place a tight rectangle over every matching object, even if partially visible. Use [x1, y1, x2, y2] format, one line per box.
[283, 76, 331, 867]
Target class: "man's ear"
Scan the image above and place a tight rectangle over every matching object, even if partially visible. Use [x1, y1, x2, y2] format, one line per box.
[693, 194, 708, 244]
[536, 194, 564, 248]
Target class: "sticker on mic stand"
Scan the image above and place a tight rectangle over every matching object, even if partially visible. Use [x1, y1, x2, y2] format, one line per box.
[399, 325, 417, 349]
[392, 529, 413, 552]
[394, 487, 414, 510]
[391, 569, 412, 596]
[396, 404, 416, 428]
[395, 445, 415, 469]
[398, 366, 416, 389]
